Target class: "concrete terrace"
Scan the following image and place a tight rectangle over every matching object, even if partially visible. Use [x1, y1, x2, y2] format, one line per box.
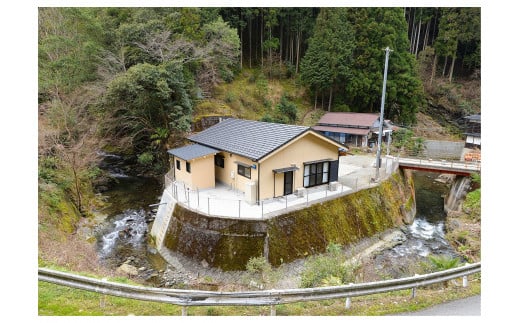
[163, 154, 398, 220]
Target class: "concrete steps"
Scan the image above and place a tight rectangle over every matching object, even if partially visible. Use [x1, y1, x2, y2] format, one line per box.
[150, 185, 176, 250]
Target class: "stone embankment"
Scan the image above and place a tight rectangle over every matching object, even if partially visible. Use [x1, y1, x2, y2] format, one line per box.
[151, 154, 415, 272]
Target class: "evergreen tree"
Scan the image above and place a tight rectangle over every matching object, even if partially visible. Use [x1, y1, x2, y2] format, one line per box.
[344, 8, 424, 125]
[300, 8, 354, 111]
[434, 7, 480, 82]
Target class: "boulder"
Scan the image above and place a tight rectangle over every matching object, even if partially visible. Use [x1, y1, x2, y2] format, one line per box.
[117, 263, 139, 276]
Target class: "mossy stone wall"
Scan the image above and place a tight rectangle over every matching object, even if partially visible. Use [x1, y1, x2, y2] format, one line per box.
[163, 169, 415, 270]
[163, 206, 267, 271]
[267, 170, 415, 266]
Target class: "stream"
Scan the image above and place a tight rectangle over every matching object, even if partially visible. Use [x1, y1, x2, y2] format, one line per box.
[94, 154, 462, 285]
[94, 152, 167, 282]
[373, 171, 462, 277]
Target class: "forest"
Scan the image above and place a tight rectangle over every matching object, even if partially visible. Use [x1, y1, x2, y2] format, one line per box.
[38, 7, 480, 226]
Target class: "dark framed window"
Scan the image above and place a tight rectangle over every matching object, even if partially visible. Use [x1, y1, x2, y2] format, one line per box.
[237, 164, 251, 179]
[215, 154, 224, 168]
[176, 159, 181, 170]
[303, 161, 329, 188]
[186, 161, 191, 173]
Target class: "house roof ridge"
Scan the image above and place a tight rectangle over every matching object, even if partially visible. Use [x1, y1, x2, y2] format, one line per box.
[189, 118, 310, 161]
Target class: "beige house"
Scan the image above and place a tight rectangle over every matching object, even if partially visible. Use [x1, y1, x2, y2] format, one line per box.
[168, 118, 346, 203]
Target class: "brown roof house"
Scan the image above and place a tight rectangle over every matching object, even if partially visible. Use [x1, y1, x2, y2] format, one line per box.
[313, 112, 393, 148]
[167, 118, 346, 204]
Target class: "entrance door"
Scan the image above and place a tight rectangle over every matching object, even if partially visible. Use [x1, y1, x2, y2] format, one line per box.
[283, 171, 293, 196]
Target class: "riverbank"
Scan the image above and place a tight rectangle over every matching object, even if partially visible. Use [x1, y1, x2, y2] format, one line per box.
[445, 210, 481, 263]
[41, 153, 480, 292]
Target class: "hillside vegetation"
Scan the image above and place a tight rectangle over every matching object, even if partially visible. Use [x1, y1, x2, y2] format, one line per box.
[38, 7, 481, 286]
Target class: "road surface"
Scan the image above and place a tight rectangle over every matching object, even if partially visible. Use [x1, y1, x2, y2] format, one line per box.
[396, 295, 480, 316]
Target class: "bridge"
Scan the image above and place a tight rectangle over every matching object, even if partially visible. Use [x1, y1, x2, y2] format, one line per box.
[397, 157, 480, 176]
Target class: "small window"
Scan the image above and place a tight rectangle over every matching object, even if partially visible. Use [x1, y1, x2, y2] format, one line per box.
[237, 164, 251, 179]
[215, 154, 224, 168]
[176, 159, 181, 170]
[186, 161, 191, 173]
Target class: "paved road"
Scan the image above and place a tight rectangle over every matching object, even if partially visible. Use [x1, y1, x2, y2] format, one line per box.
[396, 295, 481, 316]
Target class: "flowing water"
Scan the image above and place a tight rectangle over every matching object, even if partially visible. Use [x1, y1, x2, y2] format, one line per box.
[94, 152, 166, 275]
[373, 171, 462, 277]
[95, 154, 463, 283]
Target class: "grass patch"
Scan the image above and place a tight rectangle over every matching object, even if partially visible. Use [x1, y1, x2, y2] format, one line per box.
[39, 277, 480, 316]
[194, 68, 314, 125]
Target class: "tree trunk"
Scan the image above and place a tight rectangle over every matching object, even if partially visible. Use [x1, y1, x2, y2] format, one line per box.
[328, 88, 333, 112]
[430, 53, 437, 86]
[240, 17, 243, 69]
[448, 55, 456, 83]
[289, 35, 293, 64]
[442, 56, 448, 77]
[414, 19, 422, 57]
[409, 20, 415, 53]
[423, 19, 430, 51]
[260, 11, 263, 68]
[314, 91, 318, 110]
[268, 25, 272, 77]
[279, 20, 283, 69]
[71, 153, 83, 215]
[249, 15, 252, 68]
[409, 8, 416, 53]
[295, 30, 301, 74]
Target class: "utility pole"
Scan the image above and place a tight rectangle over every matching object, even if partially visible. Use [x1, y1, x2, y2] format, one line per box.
[376, 47, 392, 181]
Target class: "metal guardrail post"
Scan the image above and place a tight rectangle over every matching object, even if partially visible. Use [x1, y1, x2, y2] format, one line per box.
[261, 201, 264, 219]
[207, 197, 210, 216]
[181, 306, 188, 316]
[462, 263, 469, 287]
[411, 274, 419, 298]
[345, 283, 354, 309]
[270, 305, 276, 316]
[238, 200, 241, 218]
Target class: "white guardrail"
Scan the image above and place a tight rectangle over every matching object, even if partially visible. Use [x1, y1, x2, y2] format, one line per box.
[39, 262, 480, 316]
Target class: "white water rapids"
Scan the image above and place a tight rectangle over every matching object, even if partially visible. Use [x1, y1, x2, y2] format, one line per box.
[99, 209, 149, 259]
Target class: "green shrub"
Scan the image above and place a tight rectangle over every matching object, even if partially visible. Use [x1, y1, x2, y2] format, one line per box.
[246, 256, 274, 288]
[299, 243, 357, 288]
[225, 91, 237, 103]
[276, 95, 297, 123]
[137, 152, 154, 165]
[255, 77, 268, 98]
[428, 255, 461, 271]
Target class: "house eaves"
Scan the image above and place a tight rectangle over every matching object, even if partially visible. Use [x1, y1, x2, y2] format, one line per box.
[258, 129, 346, 164]
[167, 144, 219, 161]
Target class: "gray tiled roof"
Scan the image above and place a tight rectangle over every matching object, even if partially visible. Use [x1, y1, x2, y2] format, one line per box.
[167, 144, 219, 161]
[189, 118, 309, 161]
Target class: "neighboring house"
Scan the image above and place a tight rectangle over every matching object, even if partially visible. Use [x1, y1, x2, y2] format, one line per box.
[167, 118, 346, 204]
[463, 114, 481, 149]
[313, 112, 393, 148]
